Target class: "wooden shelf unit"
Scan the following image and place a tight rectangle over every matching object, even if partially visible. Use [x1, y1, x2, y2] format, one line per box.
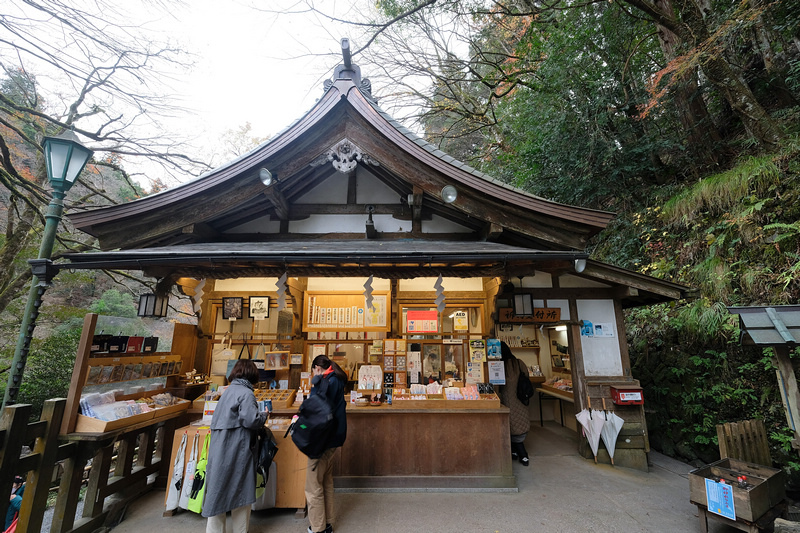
[61, 313, 198, 435]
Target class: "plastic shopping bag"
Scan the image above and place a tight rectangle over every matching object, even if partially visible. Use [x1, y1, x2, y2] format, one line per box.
[179, 431, 199, 509]
[165, 431, 187, 511]
[186, 433, 211, 514]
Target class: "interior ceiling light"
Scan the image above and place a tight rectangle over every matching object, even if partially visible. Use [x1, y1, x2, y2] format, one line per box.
[259, 167, 274, 186]
[441, 185, 458, 204]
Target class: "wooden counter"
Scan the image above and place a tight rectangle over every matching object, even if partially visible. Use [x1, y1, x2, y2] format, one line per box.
[333, 404, 515, 490]
[217, 401, 516, 491]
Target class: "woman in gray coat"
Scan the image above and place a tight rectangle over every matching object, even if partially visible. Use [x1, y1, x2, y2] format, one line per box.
[497, 341, 532, 466]
[202, 360, 267, 533]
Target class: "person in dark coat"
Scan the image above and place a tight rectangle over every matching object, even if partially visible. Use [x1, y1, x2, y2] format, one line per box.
[305, 355, 347, 533]
[202, 360, 267, 533]
[497, 341, 532, 466]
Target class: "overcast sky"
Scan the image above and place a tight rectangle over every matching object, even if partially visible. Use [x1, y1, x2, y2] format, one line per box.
[162, 1, 360, 171]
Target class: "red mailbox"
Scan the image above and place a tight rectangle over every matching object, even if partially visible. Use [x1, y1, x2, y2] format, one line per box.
[610, 386, 644, 405]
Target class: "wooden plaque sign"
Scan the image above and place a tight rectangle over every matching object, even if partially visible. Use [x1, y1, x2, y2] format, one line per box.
[497, 307, 561, 324]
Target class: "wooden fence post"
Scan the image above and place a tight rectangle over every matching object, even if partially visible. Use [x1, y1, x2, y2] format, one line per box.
[18, 398, 66, 533]
[0, 403, 33, 527]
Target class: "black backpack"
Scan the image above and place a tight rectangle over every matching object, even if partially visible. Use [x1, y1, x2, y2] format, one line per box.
[516, 360, 534, 406]
[286, 377, 334, 458]
[255, 426, 278, 486]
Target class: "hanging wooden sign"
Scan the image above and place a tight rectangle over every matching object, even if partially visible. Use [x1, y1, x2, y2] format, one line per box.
[497, 307, 561, 324]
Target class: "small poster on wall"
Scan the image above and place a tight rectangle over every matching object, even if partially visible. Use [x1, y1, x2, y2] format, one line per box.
[469, 339, 487, 362]
[222, 297, 243, 320]
[407, 310, 438, 333]
[488, 360, 505, 384]
[453, 310, 469, 331]
[248, 296, 270, 320]
[486, 338, 502, 360]
[466, 361, 484, 384]
[594, 323, 615, 337]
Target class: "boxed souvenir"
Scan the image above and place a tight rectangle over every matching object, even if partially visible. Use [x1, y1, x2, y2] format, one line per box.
[90, 333, 112, 353]
[142, 336, 159, 352]
[125, 336, 144, 353]
[108, 335, 129, 353]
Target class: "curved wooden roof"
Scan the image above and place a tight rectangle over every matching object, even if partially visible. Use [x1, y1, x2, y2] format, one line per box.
[69, 77, 614, 252]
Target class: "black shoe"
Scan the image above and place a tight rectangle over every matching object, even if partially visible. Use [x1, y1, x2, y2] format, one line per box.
[326, 525, 333, 533]
[520, 456, 530, 466]
[511, 451, 519, 460]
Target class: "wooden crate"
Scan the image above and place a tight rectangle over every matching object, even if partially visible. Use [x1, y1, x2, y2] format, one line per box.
[446, 394, 501, 408]
[689, 458, 785, 522]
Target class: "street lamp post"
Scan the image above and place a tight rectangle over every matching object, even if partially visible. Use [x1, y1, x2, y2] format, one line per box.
[2, 130, 93, 409]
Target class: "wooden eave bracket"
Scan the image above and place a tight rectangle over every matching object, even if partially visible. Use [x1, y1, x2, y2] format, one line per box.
[411, 186, 423, 233]
[181, 222, 218, 241]
[482, 222, 503, 242]
[263, 186, 290, 220]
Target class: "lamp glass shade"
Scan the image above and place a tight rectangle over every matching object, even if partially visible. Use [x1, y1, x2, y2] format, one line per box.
[574, 258, 587, 273]
[441, 185, 458, 203]
[138, 293, 169, 317]
[259, 168, 273, 186]
[42, 130, 93, 190]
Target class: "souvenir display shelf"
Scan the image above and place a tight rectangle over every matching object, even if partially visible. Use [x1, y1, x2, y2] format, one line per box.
[303, 291, 390, 333]
[61, 313, 197, 435]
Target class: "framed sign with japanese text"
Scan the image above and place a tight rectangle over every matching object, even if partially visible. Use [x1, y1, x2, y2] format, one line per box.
[498, 307, 561, 324]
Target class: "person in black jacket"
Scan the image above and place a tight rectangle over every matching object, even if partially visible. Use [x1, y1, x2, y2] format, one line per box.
[305, 355, 347, 533]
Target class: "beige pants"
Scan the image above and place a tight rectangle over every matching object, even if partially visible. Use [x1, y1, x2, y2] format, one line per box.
[305, 448, 337, 532]
[205, 505, 251, 533]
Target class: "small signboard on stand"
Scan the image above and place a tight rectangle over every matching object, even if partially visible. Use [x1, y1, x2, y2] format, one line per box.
[705, 478, 736, 520]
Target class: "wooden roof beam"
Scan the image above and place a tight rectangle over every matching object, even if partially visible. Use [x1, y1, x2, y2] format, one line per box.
[181, 222, 219, 241]
[263, 184, 289, 220]
[410, 186, 423, 233]
[482, 222, 503, 242]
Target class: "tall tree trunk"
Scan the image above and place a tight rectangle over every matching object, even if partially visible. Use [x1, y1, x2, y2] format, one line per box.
[624, 0, 784, 149]
[654, 0, 721, 167]
[700, 53, 783, 149]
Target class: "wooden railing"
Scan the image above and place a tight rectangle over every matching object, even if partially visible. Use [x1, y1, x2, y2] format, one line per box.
[0, 399, 179, 533]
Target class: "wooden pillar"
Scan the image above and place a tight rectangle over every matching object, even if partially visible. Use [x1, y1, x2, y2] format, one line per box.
[18, 399, 66, 533]
[773, 345, 800, 449]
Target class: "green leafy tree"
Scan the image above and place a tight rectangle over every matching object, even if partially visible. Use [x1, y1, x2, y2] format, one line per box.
[89, 289, 138, 318]
[15, 324, 81, 420]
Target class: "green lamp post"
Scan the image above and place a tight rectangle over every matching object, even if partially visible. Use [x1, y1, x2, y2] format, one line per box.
[2, 130, 93, 409]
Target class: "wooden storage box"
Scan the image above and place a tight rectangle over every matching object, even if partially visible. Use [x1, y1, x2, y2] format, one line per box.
[689, 458, 785, 522]
[446, 394, 501, 408]
[75, 410, 155, 433]
[390, 393, 445, 409]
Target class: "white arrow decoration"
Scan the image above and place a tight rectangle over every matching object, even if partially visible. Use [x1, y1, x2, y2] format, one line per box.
[363, 275, 375, 311]
[434, 274, 446, 313]
[275, 272, 288, 312]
